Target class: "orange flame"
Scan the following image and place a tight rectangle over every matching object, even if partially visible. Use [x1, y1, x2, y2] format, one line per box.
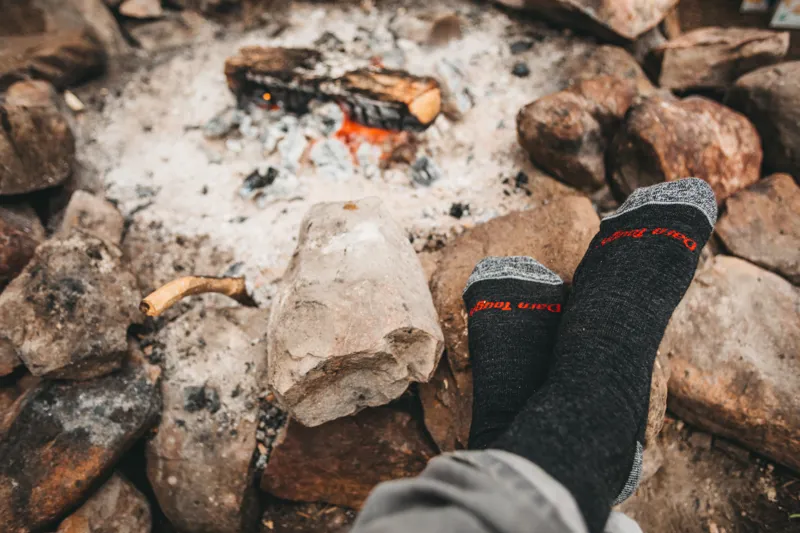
[334, 104, 406, 160]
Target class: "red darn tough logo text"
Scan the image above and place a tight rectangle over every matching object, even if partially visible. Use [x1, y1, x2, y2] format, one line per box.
[469, 300, 562, 317]
[600, 227, 697, 251]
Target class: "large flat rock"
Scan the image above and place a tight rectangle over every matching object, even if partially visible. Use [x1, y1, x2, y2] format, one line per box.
[0, 359, 161, 533]
[147, 307, 268, 533]
[0, 231, 140, 379]
[661, 256, 800, 472]
[268, 197, 443, 427]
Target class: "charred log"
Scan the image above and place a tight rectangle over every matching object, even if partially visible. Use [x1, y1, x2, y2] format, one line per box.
[224, 46, 441, 132]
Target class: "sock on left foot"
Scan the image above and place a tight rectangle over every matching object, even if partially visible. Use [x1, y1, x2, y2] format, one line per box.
[463, 256, 565, 450]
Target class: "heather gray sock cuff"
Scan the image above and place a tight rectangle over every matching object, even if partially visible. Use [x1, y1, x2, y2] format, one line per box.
[613, 441, 644, 506]
[604, 178, 718, 228]
[464, 256, 563, 295]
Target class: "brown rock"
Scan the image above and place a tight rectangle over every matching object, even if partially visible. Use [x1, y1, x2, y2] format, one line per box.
[118, 0, 163, 19]
[0, 231, 140, 379]
[609, 95, 762, 205]
[55, 473, 152, 533]
[646, 352, 670, 446]
[262, 406, 436, 508]
[727, 61, 800, 179]
[421, 196, 600, 450]
[0, 30, 105, 91]
[0, 359, 161, 533]
[0, 80, 76, 196]
[649, 27, 789, 92]
[128, 11, 217, 52]
[662, 255, 800, 472]
[0, 373, 39, 432]
[518, 76, 639, 192]
[562, 45, 658, 97]
[493, 0, 678, 42]
[59, 190, 125, 246]
[147, 307, 268, 533]
[716, 174, 800, 285]
[0, 204, 45, 288]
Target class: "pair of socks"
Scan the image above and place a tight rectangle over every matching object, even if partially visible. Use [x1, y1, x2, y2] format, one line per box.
[463, 178, 717, 533]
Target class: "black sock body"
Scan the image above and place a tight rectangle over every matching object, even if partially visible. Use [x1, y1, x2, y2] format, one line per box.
[463, 257, 565, 450]
[493, 179, 717, 532]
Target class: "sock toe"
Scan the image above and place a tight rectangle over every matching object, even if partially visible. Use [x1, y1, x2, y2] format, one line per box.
[605, 178, 718, 228]
[464, 256, 563, 295]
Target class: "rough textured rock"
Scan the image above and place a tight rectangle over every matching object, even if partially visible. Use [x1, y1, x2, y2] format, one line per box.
[0, 231, 140, 379]
[727, 61, 800, 179]
[716, 174, 800, 285]
[609, 96, 762, 205]
[518, 76, 639, 192]
[262, 406, 436, 508]
[661, 256, 800, 472]
[0, 204, 45, 289]
[0, 373, 39, 432]
[128, 11, 217, 52]
[0, 80, 76, 196]
[421, 196, 600, 450]
[55, 473, 152, 533]
[493, 0, 678, 41]
[649, 27, 789, 92]
[562, 45, 657, 96]
[0, 359, 161, 533]
[268, 197, 444, 427]
[59, 190, 125, 246]
[147, 307, 268, 533]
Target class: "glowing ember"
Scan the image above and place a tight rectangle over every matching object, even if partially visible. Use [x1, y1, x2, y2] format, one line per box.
[335, 105, 407, 160]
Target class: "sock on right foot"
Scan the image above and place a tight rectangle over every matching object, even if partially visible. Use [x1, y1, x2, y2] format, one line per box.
[492, 178, 717, 532]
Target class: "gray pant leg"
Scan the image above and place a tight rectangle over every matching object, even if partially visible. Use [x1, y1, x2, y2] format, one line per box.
[352, 450, 642, 533]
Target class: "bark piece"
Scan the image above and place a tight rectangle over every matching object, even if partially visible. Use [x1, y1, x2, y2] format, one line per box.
[262, 406, 436, 508]
[55, 473, 152, 533]
[59, 190, 125, 246]
[649, 27, 789, 91]
[727, 61, 800, 179]
[0, 231, 140, 379]
[268, 197, 443, 427]
[493, 0, 678, 41]
[716, 174, 800, 285]
[562, 45, 658, 97]
[0, 359, 161, 533]
[147, 307, 268, 533]
[662, 256, 800, 472]
[609, 96, 762, 205]
[517, 76, 639, 192]
[421, 196, 600, 450]
[225, 47, 442, 132]
[0, 80, 76, 196]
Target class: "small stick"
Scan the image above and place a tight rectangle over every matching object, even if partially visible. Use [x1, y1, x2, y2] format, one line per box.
[140, 276, 257, 316]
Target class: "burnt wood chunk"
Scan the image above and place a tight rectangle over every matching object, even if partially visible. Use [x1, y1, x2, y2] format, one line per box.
[224, 46, 441, 132]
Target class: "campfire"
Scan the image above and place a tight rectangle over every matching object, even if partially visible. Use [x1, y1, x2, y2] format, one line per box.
[1, 1, 799, 533]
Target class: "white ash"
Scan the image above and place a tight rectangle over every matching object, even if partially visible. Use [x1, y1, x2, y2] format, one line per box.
[310, 138, 354, 181]
[82, 0, 591, 305]
[411, 155, 442, 186]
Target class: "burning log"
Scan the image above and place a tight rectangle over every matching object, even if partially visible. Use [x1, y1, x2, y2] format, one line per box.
[224, 46, 442, 132]
[140, 276, 256, 316]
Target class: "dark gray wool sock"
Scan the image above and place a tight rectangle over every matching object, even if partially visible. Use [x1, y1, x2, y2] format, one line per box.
[463, 257, 566, 450]
[492, 178, 718, 533]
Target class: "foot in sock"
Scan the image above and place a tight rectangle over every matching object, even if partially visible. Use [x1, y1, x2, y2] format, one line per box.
[492, 178, 717, 532]
[463, 256, 566, 450]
